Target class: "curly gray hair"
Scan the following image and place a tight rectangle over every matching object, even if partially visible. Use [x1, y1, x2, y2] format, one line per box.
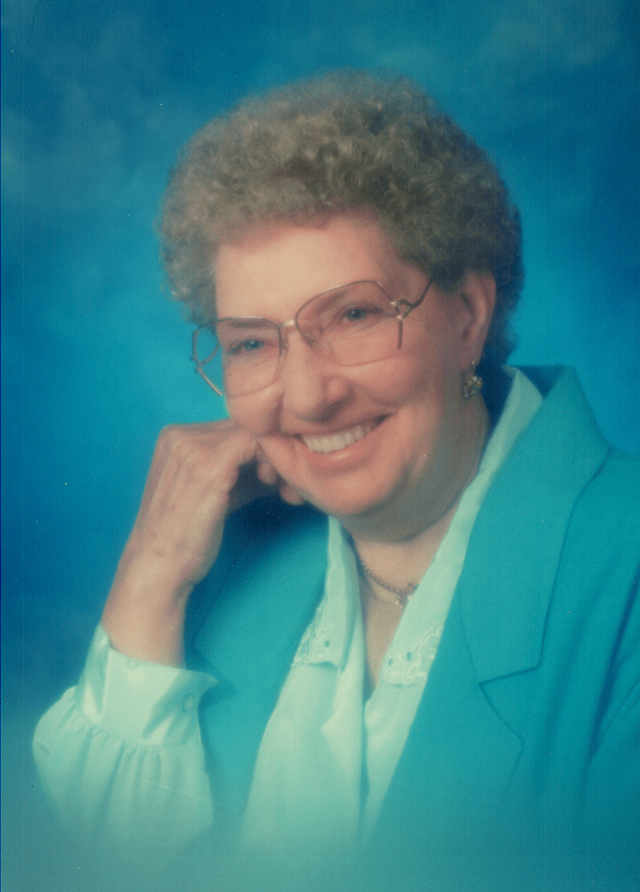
[160, 70, 523, 376]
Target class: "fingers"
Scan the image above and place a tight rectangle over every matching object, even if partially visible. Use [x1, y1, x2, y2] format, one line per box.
[278, 480, 306, 505]
[149, 422, 257, 500]
[255, 444, 305, 506]
[123, 421, 262, 582]
[227, 462, 278, 515]
[250, 462, 306, 506]
[256, 460, 279, 487]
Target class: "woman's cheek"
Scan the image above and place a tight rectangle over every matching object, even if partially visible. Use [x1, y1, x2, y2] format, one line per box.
[226, 397, 276, 437]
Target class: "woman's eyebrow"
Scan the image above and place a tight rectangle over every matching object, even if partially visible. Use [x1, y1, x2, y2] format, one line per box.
[222, 316, 275, 327]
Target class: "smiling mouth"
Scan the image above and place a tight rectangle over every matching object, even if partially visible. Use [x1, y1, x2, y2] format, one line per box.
[300, 418, 384, 454]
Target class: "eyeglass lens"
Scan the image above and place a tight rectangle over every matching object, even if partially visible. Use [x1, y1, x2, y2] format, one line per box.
[196, 281, 401, 397]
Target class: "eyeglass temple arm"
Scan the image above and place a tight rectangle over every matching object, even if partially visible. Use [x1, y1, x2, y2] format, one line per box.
[391, 278, 433, 351]
[194, 365, 224, 397]
[192, 328, 225, 397]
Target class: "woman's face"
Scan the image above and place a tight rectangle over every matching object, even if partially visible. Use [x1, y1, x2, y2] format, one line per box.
[215, 213, 493, 536]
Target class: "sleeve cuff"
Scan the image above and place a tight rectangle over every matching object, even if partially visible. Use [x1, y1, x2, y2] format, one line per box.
[75, 624, 217, 746]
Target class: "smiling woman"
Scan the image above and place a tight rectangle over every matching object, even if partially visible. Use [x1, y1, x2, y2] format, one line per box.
[33, 71, 640, 890]
[214, 216, 493, 530]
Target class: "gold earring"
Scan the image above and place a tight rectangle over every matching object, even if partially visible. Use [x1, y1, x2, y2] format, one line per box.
[462, 361, 483, 400]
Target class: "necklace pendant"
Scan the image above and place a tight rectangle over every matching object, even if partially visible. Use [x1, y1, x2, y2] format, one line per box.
[395, 589, 413, 609]
[357, 555, 419, 609]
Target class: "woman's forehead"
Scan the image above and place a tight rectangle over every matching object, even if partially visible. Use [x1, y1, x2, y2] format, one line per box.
[214, 213, 420, 320]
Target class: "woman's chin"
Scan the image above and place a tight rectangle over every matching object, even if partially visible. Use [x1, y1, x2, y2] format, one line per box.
[296, 479, 398, 523]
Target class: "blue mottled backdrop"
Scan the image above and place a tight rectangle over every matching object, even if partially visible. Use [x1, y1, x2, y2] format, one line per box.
[2, 0, 638, 888]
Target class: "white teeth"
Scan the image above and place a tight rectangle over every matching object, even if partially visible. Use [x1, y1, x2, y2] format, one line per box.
[302, 421, 377, 454]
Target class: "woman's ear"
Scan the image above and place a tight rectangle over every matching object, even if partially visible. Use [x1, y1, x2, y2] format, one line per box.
[457, 272, 496, 365]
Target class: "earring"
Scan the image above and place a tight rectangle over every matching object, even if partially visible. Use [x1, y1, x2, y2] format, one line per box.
[462, 361, 483, 400]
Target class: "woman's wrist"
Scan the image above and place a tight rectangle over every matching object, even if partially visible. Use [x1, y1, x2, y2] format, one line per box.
[101, 600, 188, 667]
[102, 562, 194, 666]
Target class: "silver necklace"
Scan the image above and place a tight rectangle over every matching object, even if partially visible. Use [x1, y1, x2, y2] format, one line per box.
[357, 558, 418, 609]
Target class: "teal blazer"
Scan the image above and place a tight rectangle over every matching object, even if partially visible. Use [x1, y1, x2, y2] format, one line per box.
[185, 367, 640, 868]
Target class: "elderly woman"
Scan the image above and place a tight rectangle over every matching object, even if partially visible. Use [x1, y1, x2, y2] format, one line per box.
[34, 72, 639, 883]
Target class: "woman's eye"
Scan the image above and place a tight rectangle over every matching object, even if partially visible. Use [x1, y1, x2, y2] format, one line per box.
[227, 338, 265, 356]
[344, 306, 369, 322]
[339, 304, 385, 326]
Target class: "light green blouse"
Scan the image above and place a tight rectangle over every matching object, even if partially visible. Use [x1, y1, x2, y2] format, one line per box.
[33, 369, 542, 860]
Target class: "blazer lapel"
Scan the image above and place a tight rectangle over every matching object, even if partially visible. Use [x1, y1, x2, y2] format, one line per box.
[460, 366, 608, 682]
[375, 368, 609, 847]
[189, 499, 328, 823]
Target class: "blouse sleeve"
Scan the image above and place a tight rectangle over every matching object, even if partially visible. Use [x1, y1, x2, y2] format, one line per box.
[33, 624, 217, 858]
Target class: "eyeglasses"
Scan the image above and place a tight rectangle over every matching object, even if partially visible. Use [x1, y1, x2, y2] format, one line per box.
[191, 278, 433, 398]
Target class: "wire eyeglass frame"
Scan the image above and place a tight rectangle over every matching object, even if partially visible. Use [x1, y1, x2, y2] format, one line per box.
[191, 277, 433, 398]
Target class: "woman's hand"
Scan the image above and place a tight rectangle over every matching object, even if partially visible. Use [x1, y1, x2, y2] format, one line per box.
[101, 420, 301, 666]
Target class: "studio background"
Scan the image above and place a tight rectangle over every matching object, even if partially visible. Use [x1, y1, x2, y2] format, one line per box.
[2, 0, 638, 888]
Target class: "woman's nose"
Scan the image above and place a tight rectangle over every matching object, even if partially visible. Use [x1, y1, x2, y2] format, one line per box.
[277, 334, 351, 421]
